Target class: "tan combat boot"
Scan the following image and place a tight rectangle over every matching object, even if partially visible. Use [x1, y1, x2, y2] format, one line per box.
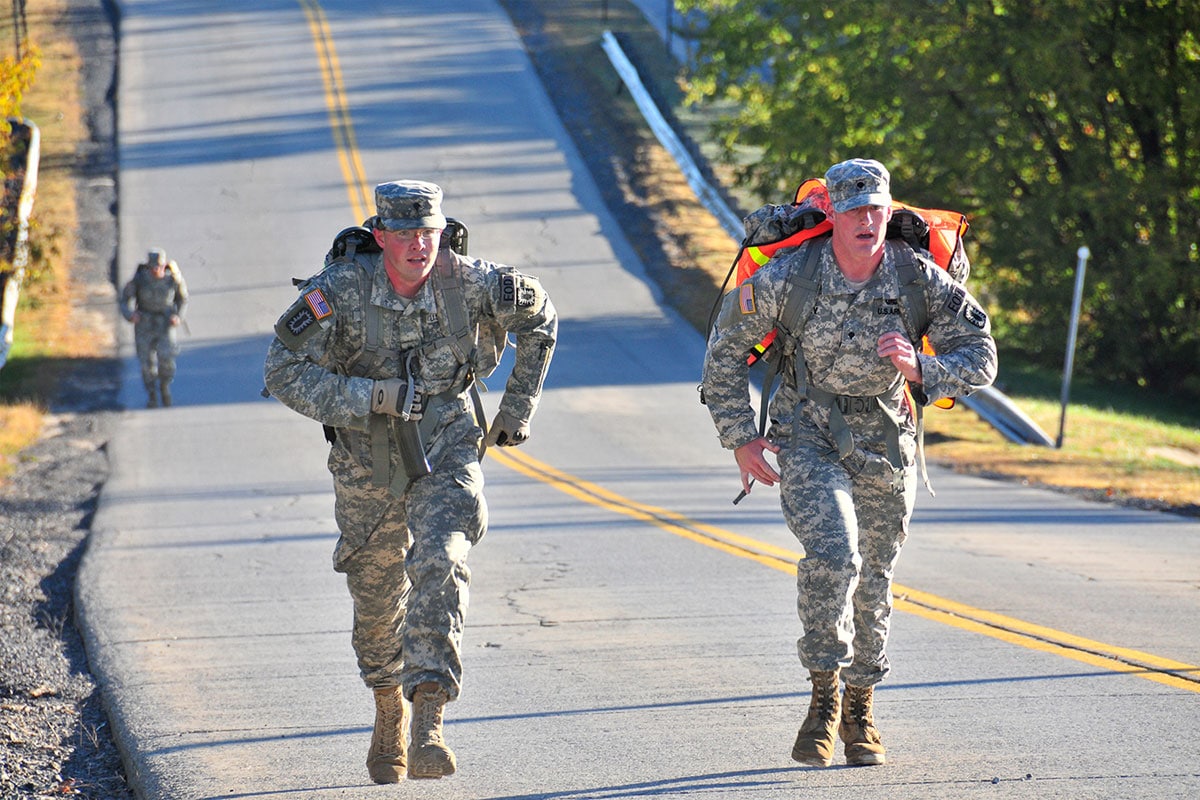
[791, 670, 841, 767]
[366, 686, 407, 784]
[407, 682, 456, 779]
[840, 683, 887, 766]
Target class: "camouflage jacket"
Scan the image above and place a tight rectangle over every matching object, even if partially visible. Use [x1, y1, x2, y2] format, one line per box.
[702, 238, 997, 454]
[119, 264, 188, 321]
[264, 249, 557, 467]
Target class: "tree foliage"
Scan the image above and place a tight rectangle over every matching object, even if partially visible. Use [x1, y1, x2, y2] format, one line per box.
[2, 47, 40, 123]
[677, 0, 1200, 397]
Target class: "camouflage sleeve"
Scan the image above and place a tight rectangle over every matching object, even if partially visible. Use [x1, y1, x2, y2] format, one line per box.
[484, 265, 557, 423]
[118, 276, 137, 321]
[915, 265, 998, 403]
[701, 258, 789, 450]
[262, 273, 374, 430]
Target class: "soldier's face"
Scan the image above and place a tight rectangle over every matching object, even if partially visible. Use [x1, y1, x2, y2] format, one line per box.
[830, 204, 891, 259]
[150, 262, 167, 277]
[374, 226, 442, 281]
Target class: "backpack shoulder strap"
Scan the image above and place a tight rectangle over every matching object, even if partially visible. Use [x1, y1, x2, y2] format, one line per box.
[431, 250, 477, 366]
[777, 235, 826, 341]
[890, 241, 930, 341]
[756, 236, 826, 437]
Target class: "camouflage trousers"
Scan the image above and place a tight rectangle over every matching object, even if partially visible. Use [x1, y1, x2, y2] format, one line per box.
[133, 316, 178, 387]
[779, 442, 916, 687]
[330, 434, 487, 701]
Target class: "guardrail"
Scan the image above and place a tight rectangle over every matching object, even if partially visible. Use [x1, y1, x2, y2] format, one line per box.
[600, 32, 1053, 447]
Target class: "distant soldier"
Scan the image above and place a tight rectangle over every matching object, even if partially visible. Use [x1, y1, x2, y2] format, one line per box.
[264, 180, 557, 784]
[119, 248, 188, 407]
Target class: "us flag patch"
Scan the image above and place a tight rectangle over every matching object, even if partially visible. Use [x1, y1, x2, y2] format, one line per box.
[739, 284, 756, 314]
[304, 288, 332, 320]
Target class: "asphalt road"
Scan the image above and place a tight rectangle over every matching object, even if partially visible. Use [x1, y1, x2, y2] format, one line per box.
[76, 1, 1200, 798]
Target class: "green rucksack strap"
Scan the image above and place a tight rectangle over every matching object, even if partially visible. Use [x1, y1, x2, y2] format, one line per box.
[432, 252, 478, 365]
[757, 237, 825, 436]
[891, 241, 929, 343]
[432, 251, 490, 460]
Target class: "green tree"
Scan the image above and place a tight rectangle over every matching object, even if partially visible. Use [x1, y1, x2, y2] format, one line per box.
[677, 0, 1200, 397]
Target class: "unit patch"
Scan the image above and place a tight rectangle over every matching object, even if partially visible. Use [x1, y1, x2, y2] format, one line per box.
[275, 287, 334, 351]
[963, 302, 988, 329]
[739, 283, 757, 315]
[498, 271, 544, 311]
[284, 306, 316, 337]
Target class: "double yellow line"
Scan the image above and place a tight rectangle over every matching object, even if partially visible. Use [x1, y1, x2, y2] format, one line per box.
[299, 2, 1200, 695]
[492, 448, 1200, 694]
[299, 0, 372, 223]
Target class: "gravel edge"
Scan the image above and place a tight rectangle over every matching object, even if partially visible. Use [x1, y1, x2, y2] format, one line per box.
[0, 1, 130, 797]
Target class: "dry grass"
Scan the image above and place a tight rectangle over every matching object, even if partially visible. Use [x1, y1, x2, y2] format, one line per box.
[924, 396, 1200, 513]
[1, 0, 89, 480]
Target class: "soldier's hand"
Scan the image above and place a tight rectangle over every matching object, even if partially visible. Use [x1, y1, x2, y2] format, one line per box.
[486, 410, 530, 447]
[878, 331, 922, 384]
[734, 437, 781, 493]
[370, 378, 423, 420]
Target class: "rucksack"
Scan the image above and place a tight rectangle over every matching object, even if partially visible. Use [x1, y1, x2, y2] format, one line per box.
[706, 178, 972, 498]
[710, 178, 970, 371]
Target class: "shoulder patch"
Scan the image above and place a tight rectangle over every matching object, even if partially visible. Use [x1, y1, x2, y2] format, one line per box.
[496, 270, 545, 312]
[304, 288, 332, 320]
[945, 285, 966, 315]
[963, 302, 988, 329]
[739, 283, 756, 315]
[275, 287, 334, 351]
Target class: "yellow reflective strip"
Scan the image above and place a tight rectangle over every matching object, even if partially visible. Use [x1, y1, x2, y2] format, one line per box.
[748, 246, 770, 266]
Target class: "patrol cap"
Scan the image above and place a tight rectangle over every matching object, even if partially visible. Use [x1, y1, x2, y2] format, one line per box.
[373, 180, 447, 231]
[147, 248, 166, 266]
[825, 158, 891, 213]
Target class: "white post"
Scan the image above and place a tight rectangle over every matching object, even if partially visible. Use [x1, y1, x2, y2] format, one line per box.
[1056, 246, 1090, 448]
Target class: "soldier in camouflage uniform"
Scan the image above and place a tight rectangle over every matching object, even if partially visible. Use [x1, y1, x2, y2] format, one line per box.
[702, 159, 997, 767]
[119, 248, 188, 407]
[263, 180, 557, 784]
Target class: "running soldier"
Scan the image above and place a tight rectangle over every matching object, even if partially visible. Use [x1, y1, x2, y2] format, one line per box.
[264, 180, 557, 783]
[702, 159, 997, 767]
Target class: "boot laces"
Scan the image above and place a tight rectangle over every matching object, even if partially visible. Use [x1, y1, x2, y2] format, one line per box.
[374, 690, 404, 751]
[414, 689, 446, 745]
[844, 685, 875, 726]
[810, 673, 840, 721]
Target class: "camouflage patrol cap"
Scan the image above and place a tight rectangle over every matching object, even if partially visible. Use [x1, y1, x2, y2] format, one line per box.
[147, 248, 167, 266]
[825, 158, 891, 213]
[374, 180, 447, 231]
